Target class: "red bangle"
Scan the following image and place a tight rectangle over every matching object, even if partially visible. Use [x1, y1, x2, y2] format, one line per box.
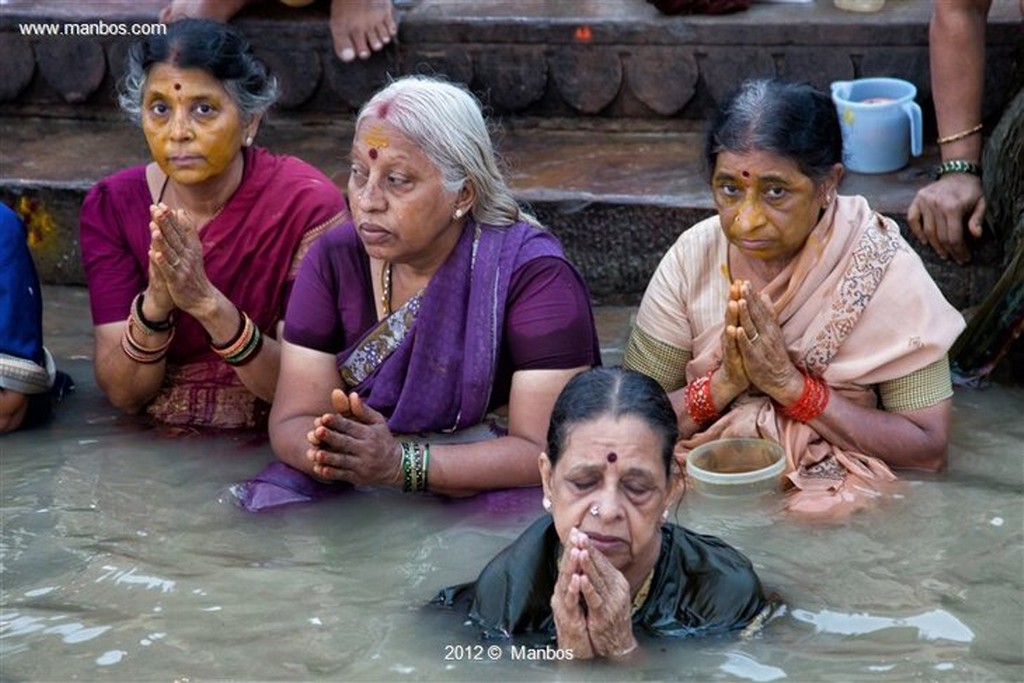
[780, 372, 830, 423]
[686, 370, 720, 426]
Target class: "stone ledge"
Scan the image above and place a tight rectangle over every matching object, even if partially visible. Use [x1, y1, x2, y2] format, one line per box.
[1, 0, 1019, 120]
[0, 114, 1002, 308]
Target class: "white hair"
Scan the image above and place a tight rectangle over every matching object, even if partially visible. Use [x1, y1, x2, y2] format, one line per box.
[355, 75, 540, 228]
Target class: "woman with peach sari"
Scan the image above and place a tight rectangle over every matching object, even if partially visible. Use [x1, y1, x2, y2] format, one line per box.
[624, 80, 965, 516]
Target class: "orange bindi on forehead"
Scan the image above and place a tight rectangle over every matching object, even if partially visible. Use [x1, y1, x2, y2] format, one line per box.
[362, 123, 390, 161]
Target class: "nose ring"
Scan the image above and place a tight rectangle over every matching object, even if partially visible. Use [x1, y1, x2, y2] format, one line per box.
[589, 504, 600, 517]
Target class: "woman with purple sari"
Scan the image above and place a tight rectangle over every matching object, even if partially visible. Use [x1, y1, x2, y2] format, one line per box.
[247, 76, 600, 508]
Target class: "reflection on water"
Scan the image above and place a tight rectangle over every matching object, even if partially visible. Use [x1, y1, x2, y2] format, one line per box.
[1, 357, 1022, 681]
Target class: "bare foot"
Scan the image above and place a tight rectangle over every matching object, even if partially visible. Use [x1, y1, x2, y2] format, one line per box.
[159, 0, 255, 23]
[330, 0, 398, 63]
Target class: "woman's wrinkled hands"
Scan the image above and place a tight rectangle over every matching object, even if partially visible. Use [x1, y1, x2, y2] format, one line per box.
[907, 175, 985, 265]
[551, 530, 595, 659]
[552, 528, 637, 660]
[718, 281, 752, 396]
[305, 389, 403, 488]
[149, 203, 215, 315]
[731, 280, 803, 404]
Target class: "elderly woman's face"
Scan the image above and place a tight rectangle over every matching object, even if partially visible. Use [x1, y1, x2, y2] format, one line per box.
[348, 116, 467, 266]
[142, 63, 248, 186]
[712, 150, 830, 265]
[541, 415, 679, 574]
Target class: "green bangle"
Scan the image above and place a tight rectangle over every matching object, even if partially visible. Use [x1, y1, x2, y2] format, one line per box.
[400, 442, 429, 493]
[937, 159, 981, 179]
[421, 443, 430, 492]
[401, 442, 414, 492]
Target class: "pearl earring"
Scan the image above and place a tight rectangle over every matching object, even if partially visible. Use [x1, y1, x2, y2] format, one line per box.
[453, 208, 463, 220]
[542, 497, 551, 512]
[245, 136, 253, 147]
[661, 509, 669, 522]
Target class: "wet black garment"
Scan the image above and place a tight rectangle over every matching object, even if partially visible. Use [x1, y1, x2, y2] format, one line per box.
[434, 516, 766, 641]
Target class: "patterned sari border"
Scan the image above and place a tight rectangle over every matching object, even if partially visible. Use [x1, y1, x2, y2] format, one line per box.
[339, 292, 423, 388]
[802, 216, 903, 375]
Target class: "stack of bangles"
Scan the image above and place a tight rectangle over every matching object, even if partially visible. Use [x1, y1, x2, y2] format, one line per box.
[210, 309, 263, 366]
[685, 370, 720, 427]
[121, 292, 176, 364]
[778, 372, 830, 423]
[400, 441, 430, 493]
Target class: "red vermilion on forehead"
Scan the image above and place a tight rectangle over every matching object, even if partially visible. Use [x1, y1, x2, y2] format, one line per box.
[607, 452, 618, 463]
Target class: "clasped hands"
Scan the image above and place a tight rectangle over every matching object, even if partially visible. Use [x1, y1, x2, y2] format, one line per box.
[306, 388, 403, 488]
[145, 203, 218, 320]
[551, 528, 638, 660]
[718, 279, 803, 406]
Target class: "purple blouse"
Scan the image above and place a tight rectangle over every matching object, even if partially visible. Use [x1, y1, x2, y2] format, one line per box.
[284, 222, 599, 412]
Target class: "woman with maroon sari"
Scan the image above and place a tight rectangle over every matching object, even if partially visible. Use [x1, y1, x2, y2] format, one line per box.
[245, 76, 600, 509]
[80, 19, 347, 429]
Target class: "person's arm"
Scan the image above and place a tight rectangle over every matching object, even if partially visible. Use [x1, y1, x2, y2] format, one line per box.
[423, 366, 589, 496]
[269, 340, 341, 475]
[907, 0, 992, 264]
[92, 320, 168, 414]
[797, 397, 950, 472]
[0, 389, 30, 433]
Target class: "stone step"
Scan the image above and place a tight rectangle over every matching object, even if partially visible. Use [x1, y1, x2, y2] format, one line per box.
[1, 0, 1019, 121]
[1, 114, 1002, 308]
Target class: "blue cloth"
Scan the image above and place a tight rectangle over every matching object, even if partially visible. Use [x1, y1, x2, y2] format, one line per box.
[0, 204, 44, 366]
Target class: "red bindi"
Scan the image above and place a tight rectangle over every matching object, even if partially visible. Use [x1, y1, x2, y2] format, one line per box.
[368, 148, 378, 160]
[741, 170, 750, 178]
[607, 452, 617, 463]
[173, 83, 181, 91]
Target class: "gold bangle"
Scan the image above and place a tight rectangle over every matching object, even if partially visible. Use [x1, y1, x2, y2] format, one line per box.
[937, 123, 982, 145]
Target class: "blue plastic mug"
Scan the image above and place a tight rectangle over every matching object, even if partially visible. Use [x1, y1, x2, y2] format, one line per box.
[831, 77, 923, 174]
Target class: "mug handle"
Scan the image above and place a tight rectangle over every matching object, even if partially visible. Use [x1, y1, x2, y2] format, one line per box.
[903, 101, 923, 157]
[831, 80, 852, 99]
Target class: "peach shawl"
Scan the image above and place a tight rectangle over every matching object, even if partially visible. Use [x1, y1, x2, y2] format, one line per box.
[635, 195, 965, 515]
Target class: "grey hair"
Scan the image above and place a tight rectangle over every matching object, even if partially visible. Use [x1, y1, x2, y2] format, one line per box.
[355, 75, 540, 228]
[117, 18, 279, 126]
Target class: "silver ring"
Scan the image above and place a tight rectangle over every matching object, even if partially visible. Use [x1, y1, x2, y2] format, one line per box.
[589, 504, 600, 517]
[745, 331, 760, 343]
[168, 256, 181, 267]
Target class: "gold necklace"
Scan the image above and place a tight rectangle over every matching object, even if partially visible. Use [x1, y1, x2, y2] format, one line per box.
[380, 261, 392, 315]
[158, 176, 227, 229]
[631, 569, 654, 614]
